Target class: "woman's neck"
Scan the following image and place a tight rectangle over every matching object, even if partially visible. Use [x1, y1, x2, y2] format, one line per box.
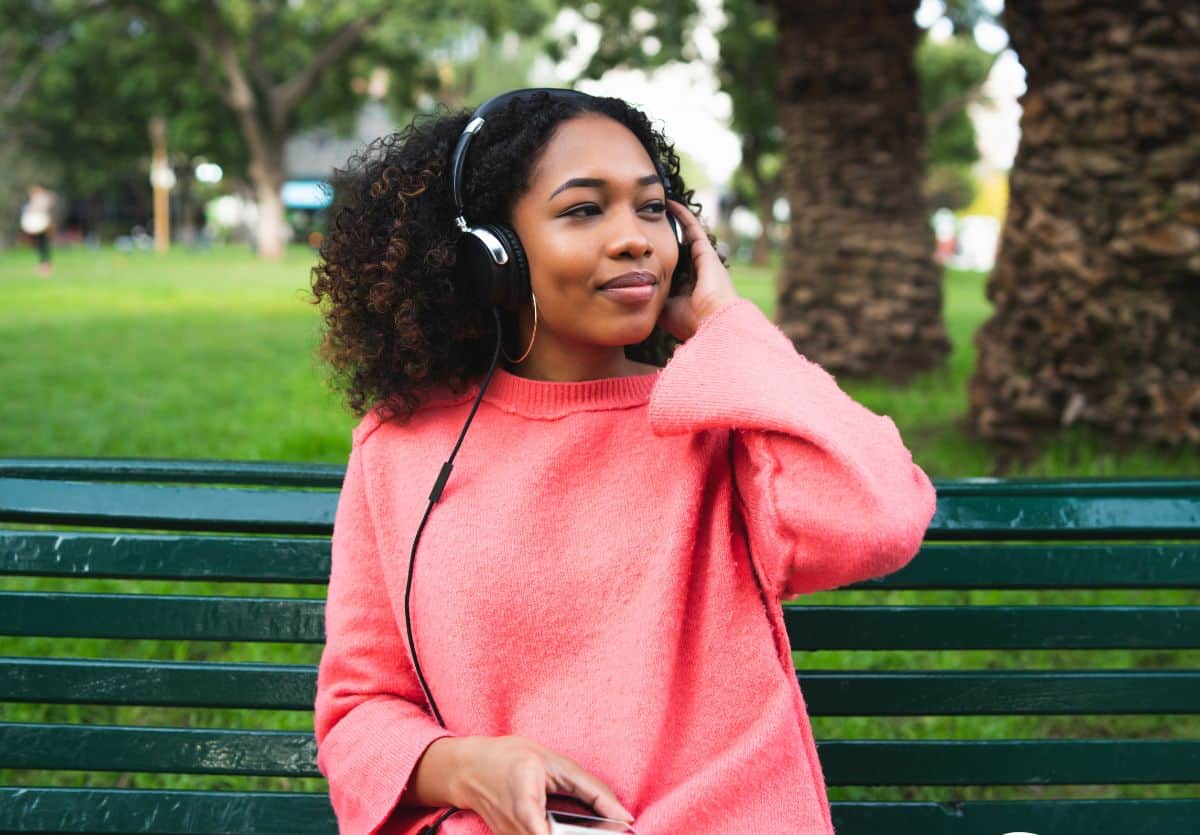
[504, 352, 656, 382]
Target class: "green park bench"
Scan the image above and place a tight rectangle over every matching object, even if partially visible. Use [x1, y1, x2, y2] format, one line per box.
[1, 458, 1197, 833]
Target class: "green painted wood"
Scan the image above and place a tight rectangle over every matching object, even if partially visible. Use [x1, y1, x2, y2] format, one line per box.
[0, 531, 330, 582]
[7, 533, 1198, 589]
[0, 458, 344, 488]
[0, 787, 334, 834]
[1, 592, 326, 642]
[784, 606, 1200, 650]
[7, 594, 1196, 650]
[830, 799, 1200, 835]
[858, 543, 1200, 589]
[925, 490, 1200, 540]
[4, 660, 1197, 715]
[794, 669, 1200, 715]
[5, 474, 1199, 538]
[0, 723, 319, 776]
[0, 659, 317, 710]
[817, 739, 1200, 785]
[0, 478, 335, 534]
[0, 791, 1192, 835]
[6, 726, 1195, 786]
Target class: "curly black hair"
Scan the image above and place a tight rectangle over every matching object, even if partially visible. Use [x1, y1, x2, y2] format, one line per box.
[310, 91, 704, 424]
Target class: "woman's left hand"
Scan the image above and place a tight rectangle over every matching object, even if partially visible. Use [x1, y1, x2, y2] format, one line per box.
[655, 199, 741, 343]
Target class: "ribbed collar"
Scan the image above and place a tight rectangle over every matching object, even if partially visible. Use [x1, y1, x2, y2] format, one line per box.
[475, 366, 661, 419]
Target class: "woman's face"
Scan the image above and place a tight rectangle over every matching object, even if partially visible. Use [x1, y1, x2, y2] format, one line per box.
[509, 113, 679, 376]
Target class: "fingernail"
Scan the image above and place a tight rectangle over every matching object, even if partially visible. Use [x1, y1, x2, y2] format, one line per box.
[619, 807, 635, 822]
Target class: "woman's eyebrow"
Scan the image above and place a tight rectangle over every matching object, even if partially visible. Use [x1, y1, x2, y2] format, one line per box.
[548, 173, 662, 201]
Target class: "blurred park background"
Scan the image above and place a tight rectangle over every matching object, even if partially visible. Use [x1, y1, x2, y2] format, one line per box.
[2, 0, 1199, 813]
[1, 0, 1197, 478]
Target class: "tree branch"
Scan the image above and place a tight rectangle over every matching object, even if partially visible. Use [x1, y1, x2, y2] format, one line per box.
[273, 11, 382, 124]
[246, 0, 274, 97]
[196, 0, 273, 167]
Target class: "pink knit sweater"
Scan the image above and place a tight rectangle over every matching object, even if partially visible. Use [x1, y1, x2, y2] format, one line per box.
[314, 298, 937, 834]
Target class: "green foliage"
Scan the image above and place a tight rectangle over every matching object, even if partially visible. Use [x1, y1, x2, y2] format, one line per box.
[916, 33, 996, 169]
[0, 0, 553, 220]
[916, 32, 996, 211]
[557, 0, 701, 78]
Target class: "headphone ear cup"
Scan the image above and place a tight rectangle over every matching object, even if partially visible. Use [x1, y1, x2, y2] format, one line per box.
[487, 225, 529, 311]
[455, 230, 505, 311]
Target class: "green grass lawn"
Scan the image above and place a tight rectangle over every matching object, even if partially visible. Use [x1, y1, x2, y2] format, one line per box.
[2, 242, 1196, 476]
[2, 243, 1196, 803]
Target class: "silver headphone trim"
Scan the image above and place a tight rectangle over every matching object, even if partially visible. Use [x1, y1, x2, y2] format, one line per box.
[471, 227, 510, 265]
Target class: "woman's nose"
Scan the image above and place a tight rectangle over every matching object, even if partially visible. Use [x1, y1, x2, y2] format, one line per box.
[605, 212, 654, 259]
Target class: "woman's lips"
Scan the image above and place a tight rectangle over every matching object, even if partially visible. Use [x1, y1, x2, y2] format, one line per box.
[599, 283, 656, 303]
[598, 270, 657, 303]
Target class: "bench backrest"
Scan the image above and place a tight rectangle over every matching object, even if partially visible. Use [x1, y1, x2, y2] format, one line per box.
[2, 459, 1198, 834]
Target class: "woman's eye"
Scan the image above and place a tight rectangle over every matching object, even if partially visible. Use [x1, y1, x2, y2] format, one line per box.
[564, 204, 600, 218]
[642, 201, 667, 215]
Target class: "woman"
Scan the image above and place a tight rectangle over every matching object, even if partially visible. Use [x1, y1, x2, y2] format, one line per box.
[311, 89, 937, 835]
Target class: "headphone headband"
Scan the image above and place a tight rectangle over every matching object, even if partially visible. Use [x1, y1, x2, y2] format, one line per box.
[450, 88, 596, 224]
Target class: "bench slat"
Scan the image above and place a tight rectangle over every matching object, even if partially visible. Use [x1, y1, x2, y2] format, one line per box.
[926, 490, 1200, 540]
[0, 531, 330, 582]
[5, 593, 1197, 650]
[832, 799, 1200, 835]
[862, 543, 1200, 588]
[0, 458, 344, 487]
[4, 724, 1195, 786]
[0, 723, 319, 776]
[1, 592, 326, 643]
[798, 669, 1200, 715]
[817, 739, 1200, 785]
[6, 533, 1200, 589]
[0, 787, 333, 834]
[6, 476, 1199, 538]
[0, 658, 316, 710]
[785, 606, 1200, 650]
[0, 790, 1195, 835]
[0, 478, 334, 534]
[4, 659, 1198, 714]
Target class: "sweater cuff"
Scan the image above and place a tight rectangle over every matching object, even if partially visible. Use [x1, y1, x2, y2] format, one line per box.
[317, 696, 455, 834]
[649, 298, 830, 436]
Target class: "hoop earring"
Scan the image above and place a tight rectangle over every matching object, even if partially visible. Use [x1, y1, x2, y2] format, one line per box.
[502, 292, 537, 364]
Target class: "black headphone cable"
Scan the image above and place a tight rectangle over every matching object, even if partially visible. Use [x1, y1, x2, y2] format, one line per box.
[404, 305, 504, 728]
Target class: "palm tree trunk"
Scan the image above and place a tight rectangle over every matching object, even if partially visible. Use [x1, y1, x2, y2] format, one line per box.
[968, 0, 1200, 446]
[769, 0, 950, 380]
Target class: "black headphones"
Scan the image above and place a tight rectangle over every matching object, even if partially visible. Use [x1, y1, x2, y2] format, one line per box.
[449, 87, 687, 313]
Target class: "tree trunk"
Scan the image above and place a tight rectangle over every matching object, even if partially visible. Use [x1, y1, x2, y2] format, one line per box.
[249, 146, 287, 259]
[968, 0, 1200, 446]
[769, 0, 950, 380]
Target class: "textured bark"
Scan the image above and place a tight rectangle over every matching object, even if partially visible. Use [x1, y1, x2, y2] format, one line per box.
[969, 0, 1200, 446]
[769, 0, 950, 380]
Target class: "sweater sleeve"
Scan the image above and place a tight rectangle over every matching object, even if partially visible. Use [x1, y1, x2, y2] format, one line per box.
[648, 298, 937, 600]
[314, 438, 455, 834]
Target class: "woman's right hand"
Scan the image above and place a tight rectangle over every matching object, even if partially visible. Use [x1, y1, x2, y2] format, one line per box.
[451, 735, 635, 835]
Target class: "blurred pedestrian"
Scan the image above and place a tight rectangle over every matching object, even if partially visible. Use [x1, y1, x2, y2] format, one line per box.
[20, 185, 58, 278]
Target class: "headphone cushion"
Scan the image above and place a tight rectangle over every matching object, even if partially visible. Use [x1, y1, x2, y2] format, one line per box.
[486, 224, 529, 310]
